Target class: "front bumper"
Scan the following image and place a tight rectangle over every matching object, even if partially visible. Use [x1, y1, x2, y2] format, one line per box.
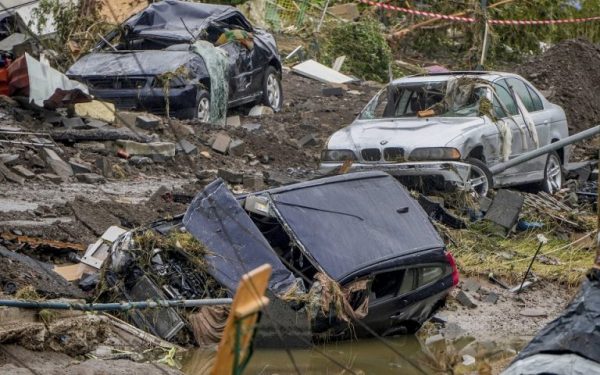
[319, 161, 474, 190]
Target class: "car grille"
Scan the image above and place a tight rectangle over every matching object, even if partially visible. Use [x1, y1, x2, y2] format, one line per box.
[383, 147, 405, 162]
[361, 148, 382, 162]
[86, 77, 148, 89]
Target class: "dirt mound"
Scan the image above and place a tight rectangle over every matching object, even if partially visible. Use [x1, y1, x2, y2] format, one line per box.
[517, 38, 600, 132]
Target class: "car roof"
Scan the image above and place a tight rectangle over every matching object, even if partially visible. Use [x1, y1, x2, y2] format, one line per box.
[391, 71, 522, 85]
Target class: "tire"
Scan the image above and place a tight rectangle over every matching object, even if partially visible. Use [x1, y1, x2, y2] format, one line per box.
[262, 66, 282, 112]
[194, 90, 210, 122]
[465, 157, 493, 198]
[540, 151, 563, 194]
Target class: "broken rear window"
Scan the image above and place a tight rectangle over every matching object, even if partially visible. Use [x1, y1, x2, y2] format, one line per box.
[360, 80, 488, 120]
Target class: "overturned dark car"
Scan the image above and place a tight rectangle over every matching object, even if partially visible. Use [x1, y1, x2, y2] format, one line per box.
[66, 0, 282, 121]
[105, 172, 458, 343]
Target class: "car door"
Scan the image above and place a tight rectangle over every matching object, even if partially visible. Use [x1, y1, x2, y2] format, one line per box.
[218, 41, 254, 102]
[505, 77, 549, 174]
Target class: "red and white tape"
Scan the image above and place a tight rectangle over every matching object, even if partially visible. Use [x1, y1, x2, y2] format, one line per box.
[359, 0, 600, 25]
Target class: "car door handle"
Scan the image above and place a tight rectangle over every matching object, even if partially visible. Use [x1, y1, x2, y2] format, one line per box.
[390, 312, 406, 320]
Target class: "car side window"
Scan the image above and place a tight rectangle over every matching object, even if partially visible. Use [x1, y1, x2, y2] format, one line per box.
[418, 266, 445, 287]
[492, 80, 519, 118]
[506, 78, 535, 112]
[525, 84, 544, 111]
[371, 269, 404, 299]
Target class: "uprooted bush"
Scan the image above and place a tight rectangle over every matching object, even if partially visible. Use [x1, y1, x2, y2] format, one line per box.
[320, 20, 392, 82]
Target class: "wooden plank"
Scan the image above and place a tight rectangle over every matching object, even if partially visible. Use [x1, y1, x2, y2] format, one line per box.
[212, 264, 272, 375]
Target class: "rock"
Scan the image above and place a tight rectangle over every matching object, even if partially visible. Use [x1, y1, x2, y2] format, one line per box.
[40, 148, 72, 181]
[322, 86, 344, 97]
[347, 90, 361, 95]
[0, 162, 24, 184]
[95, 157, 112, 178]
[228, 139, 245, 157]
[38, 173, 62, 184]
[200, 151, 211, 159]
[248, 105, 274, 117]
[12, 165, 35, 179]
[135, 114, 161, 130]
[456, 290, 477, 308]
[40, 110, 62, 125]
[114, 110, 138, 128]
[74, 142, 107, 153]
[242, 123, 261, 131]
[484, 189, 524, 234]
[297, 133, 318, 148]
[226, 116, 241, 127]
[69, 160, 93, 175]
[484, 292, 499, 304]
[0, 154, 19, 165]
[129, 156, 154, 166]
[115, 140, 176, 158]
[519, 308, 547, 317]
[196, 169, 215, 181]
[74, 100, 116, 123]
[462, 279, 480, 293]
[218, 169, 243, 184]
[76, 173, 106, 184]
[30, 154, 45, 168]
[61, 116, 86, 129]
[211, 132, 231, 154]
[462, 354, 476, 366]
[175, 139, 198, 155]
[85, 119, 108, 129]
[243, 174, 264, 191]
[425, 334, 445, 347]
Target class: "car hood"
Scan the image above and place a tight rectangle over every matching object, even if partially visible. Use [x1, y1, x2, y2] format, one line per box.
[328, 117, 486, 150]
[67, 50, 200, 77]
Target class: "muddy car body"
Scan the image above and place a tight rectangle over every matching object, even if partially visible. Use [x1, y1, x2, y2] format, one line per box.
[181, 171, 458, 337]
[320, 72, 570, 196]
[67, 0, 282, 120]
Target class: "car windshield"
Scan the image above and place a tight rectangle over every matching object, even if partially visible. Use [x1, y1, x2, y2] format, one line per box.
[360, 80, 489, 120]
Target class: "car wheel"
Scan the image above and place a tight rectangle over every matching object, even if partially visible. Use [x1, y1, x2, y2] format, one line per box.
[262, 66, 282, 112]
[540, 152, 563, 194]
[195, 90, 210, 122]
[465, 158, 493, 198]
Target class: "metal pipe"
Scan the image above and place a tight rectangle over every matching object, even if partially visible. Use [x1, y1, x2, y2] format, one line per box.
[0, 298, 233, 311]
[490, 125, 600, 175]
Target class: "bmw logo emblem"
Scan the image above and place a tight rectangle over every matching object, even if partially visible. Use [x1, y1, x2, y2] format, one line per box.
[380, 140, 388, 145]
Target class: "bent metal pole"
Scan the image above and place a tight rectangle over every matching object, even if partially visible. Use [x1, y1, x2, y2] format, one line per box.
[490, 125, 600, 175]
[0, 298, 233, 311]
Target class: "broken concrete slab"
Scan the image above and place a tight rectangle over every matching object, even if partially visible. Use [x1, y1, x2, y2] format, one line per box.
[228, 139, 245, 157]
[135, 114, 161, 130]
[95, 157, 112, 178]
[12, 165, 35, 179]
[211, 132, 231, 154]
[248, 105, 274, 117]
[0, 154, 19, 166]
[40, 148, 73, 181]
[74, 100, 116, 123]
[38, 173, 62, 184]
[0, 162, 24, 184]
[462, 279, 481, 293]
[226, 116, 241, 127]
[243, 174, 264, 191]
[61, 117, 86, 129]
[242, 123, 261, 132]
[332, 56, 346, 72]
[297, 134, 318, 148]
[483, 189, 524, 235]
[456, 290, 477, 308]
[175, 139, 198, 155]
[218, 169, 243, 184]
[116, 140, 176, 158]
[292, 59, 355, 84]
[76, 173, 106, 184]
[484, 292, 499, 304]
[69, 160, 93, 175]
[85, 118, 108, 129]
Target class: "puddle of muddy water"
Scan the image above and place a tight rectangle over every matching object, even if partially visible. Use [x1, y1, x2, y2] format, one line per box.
[182, 337, 439, 375]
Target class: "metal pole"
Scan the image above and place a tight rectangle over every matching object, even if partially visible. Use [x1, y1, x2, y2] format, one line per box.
[0, 298, 233, 311]
[479, 0, 490, 67]
[316, 0, 330, 33]
[490, 126, 600, 175]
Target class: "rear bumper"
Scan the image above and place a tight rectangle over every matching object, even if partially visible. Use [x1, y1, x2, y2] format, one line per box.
[319, 161, 474, 190]
[89, 85, 197, 116]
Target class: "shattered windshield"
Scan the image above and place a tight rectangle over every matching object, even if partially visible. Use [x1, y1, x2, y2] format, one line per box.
[360, 79, 489, 120]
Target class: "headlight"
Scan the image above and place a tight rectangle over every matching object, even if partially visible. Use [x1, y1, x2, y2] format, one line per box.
[321, 149, 357, 162]
[409, 147, 461, 161]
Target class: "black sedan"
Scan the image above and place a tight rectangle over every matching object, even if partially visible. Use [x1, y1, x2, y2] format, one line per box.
[67, 0, 282, 121]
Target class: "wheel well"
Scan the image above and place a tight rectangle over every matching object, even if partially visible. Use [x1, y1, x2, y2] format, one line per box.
[467, 146, 485, 162]
[198, 77, 210, 92]
[269, 58, 282, 76]
[551, 138, 564, 164]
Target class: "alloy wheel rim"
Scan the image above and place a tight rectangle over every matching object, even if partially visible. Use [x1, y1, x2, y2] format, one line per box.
[266, 74, 280, 109]
[546, 156, 562, 193]
[197, 97, 210, 122]
[468, 165, 489, 198]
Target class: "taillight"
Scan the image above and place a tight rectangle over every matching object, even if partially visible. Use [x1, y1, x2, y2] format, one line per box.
[446, 251, 459, 286]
